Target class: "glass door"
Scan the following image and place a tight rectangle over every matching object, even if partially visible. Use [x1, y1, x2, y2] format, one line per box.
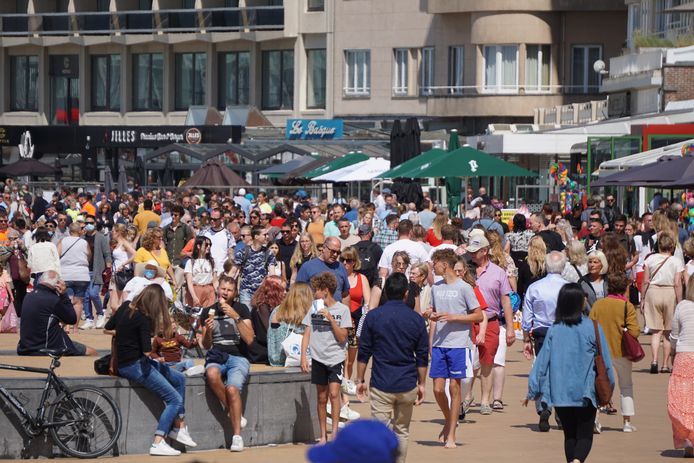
[49, 55, 79, 125]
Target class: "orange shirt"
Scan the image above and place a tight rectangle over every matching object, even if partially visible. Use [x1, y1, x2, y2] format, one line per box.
[80, 201, 96, 217]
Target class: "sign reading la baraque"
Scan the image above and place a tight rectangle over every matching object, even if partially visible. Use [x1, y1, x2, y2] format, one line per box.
[286, 119, 344, 140]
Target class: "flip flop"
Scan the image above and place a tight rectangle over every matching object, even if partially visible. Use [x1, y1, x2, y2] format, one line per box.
[492, 400, 504, 410]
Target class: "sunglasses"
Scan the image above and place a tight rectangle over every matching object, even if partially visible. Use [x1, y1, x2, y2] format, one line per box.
[240, 233, 250, 237]
[281, 229, 291, 234]
[340, 258, 354, 263]
[327, 247, 341, 256]
[0, 220, 7, 223]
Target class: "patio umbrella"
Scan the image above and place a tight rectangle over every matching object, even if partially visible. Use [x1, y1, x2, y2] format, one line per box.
[304, 152, 367, 178]
[117, 163, 128, 193]
[103, 165, 115, 193]
[161, 155, 174, 186]
[446, 130, 462, 216]
[314, 158, 391, 182]
[389, 120, 407, 169]
[184, 158, 249, 190]
[378, 148, 448, 179]
[0, 158, 60, 177]
[134, 156, 146, 187]
[393, 146, 537, 179]
[404, 117, 421, 161]
[593, 155, 694, 187]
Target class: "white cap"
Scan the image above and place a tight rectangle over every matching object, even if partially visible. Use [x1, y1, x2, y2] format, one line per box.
[238, 188, 246, 196]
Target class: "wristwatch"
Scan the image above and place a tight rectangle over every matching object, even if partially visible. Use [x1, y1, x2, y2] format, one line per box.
[234, 316, 242, 323]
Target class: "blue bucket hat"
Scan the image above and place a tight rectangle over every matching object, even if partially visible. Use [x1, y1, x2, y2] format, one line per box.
[307, 420, 399, 463]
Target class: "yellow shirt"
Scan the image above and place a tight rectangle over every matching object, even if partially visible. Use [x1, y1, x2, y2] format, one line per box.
[589, 297, 641, 359]
[134, 247, 171, 270]
[133, 210, 161, 236]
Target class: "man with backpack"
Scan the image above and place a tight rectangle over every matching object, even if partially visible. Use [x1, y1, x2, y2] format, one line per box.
[354, 224, 382, 287]
[234, 225, 276, 307]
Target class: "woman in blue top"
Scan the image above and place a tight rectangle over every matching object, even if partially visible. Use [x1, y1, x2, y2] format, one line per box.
[523, 283, 615, 463]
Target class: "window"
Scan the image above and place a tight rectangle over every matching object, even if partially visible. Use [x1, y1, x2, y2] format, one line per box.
[393, 48, 408, 96]
[133, 53, 163, 111]
[307, 0, 324, 11]
[483, 45, 518, 93]
[307, 49, 326, 109]
[218, 51, 249, 108]
[139, 0, 152, 9]
[448, 46, 464, 95]
[344, 49, 370, 96]
[571, 45, 601, 94]
[627, 3, 642, 48]
[91, 55, 121, 111]
[10, 55, 38, 111]
[262, 50, 294, 110]
[96, 0, 109, 10]
[526, 45, 550, 92]
[420, 47, 434, 95]
[175, 52, 206, 110]
[183, 0, 195, 8]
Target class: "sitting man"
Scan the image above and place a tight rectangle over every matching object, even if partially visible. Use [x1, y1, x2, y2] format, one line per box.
[122, 261, 173, 302]
[201, 275, 254, 452]
[17, 270, 97, 356]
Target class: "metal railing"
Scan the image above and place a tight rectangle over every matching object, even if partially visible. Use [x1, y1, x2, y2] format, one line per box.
[414, 84, 603, 96]
[534, 100, 608, 125]
[0, 6, 284, 36]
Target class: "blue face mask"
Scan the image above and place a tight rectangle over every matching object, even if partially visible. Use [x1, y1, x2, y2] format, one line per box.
[144, 270, 156, 279]
[85, 224, 95, 232]
[48, 231, 54, 237]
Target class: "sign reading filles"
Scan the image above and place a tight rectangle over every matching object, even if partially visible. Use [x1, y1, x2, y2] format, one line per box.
[107, 128, 202, 145]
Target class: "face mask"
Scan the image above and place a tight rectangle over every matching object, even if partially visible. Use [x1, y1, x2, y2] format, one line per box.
[48, 231, 54, 237]
[144, 270, 156, 279]
[85, 224, 95, 232]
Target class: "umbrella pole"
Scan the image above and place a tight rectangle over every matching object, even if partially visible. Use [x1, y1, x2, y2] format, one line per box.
[463, 177, 469, 214]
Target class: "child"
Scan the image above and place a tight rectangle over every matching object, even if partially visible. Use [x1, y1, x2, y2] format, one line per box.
[300, 272, 352, 443]
[149, 323, 197, 372]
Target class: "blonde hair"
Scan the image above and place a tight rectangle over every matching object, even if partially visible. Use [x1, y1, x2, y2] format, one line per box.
[431, 211, 448, 240]
[129, 285, 172, 338]
[140, 227, 163, 251]
[566, 239, 588, 266]
[657, 232, 676, 254]
[341, 246, 361, 270]
[527, 236, 547, 278]
[485, 230, 507, 270]
[686, 273, 694, 302]
[587, 250, 608, 275]
[684, 237, 694, 259]
[412, 262, 429, 281]
[112, 223, 127, 238]
[277, 282, 313, 325]
[290, 232, 318, 269]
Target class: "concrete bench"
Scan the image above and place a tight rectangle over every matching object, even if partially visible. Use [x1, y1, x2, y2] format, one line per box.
[0, 367, 318, 458]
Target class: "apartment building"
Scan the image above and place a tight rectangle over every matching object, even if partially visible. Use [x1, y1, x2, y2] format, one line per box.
[0, 0, 626, 135]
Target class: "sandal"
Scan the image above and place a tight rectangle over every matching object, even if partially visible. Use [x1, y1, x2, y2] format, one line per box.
[492, 400, 504, 410]
[660, 366, 671, 374]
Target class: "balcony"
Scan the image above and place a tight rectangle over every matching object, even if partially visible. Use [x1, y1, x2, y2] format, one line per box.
[534, 100, 607, 126]
[427, 0, 626, 14]
[0, 6, 284, 36]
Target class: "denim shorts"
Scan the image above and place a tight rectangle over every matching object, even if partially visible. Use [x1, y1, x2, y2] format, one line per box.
[205, 355, 250, 391]
[65, 281, 89, 298]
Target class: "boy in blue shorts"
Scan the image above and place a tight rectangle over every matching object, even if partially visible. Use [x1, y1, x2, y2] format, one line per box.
[428, 249, 483, 448]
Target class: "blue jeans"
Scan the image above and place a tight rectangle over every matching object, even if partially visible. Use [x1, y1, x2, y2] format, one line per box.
[166, 359, 195, 372]
[119, 357, 186, 436]
[83, 271, 104, 320]
[205, 355, 250, 391]
[238, 288, 253, 308]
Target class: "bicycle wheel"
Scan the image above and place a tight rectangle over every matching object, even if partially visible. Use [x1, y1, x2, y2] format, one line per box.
[47, 385, 122, 458]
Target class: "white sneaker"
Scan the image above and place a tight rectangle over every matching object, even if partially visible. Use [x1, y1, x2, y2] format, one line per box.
[168, 426, 197, 447]
[230, 435, 244, 452]
[95, 314, 107, 329]
[241, 416, 247, 429]
[150, 440, 181, 456]
[340, 404, 360, 421]
[341, 379, 357, 396]
[326, 417, 345, 429]
[593, 421, 602, 434]
[80, 319, 95, 330]
[622, 422, 637, 433]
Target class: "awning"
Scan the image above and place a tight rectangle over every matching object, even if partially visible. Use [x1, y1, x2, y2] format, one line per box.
[381, 147, 537, 179]
[259, 155, 327, 179]
[313, 158, 390, 182]
[304, 152, 369, 178]
[377, 148, 448, 179]
[597, 139, 694, 174]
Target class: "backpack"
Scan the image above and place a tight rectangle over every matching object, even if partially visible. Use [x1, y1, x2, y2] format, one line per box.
[355, 242, 378, 286]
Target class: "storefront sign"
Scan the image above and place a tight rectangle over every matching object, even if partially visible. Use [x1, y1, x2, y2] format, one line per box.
[286, 119, 343, 140]
[185, 128, 202, 144]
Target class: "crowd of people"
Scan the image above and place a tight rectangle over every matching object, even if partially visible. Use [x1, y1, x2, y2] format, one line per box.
[1, 180, 693, 460]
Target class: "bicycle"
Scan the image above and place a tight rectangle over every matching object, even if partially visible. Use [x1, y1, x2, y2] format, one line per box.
[0, 348, 122, 458]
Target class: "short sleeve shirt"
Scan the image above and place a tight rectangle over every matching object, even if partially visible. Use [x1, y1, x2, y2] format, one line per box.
[203, 302, 252, 357]
[234, 246, 277, 292]
[302, 301, 352, 366]
[431, 279, 480, 349]
[476, 261, 513, 318]
[295, 258, 350, 301]
[645, 253, 685, 286]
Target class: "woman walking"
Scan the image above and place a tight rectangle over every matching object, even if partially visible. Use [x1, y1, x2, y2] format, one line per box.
[589, 273, 641, 433]
[58, 222, 91, 331]
[110, 224, 136, 311]
[289, 232, 319, 286]
[669, 274, 694, 458]
[525, 283, 615, 463]
[184, 236, 217, 308]
[579, 251, 609, 312]
[641, 233, 684, 373]
[105, 285, 197, 456]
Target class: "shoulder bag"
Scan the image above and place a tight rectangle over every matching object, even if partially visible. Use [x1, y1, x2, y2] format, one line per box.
[592, 320, 614, 407]
[621, 302, 645, 362]
[641, 255, 670, 305]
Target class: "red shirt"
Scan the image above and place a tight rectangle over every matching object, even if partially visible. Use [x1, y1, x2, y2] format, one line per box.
[426, 228, 443, 247]
[270, 217, 286, 227]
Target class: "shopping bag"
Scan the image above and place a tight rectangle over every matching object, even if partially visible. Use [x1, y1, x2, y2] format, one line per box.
[282, 330, 309, 367]
[0, 302, 19, 333]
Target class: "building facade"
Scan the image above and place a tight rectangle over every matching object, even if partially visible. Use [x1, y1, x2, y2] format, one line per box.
[0, 0, 626, 132]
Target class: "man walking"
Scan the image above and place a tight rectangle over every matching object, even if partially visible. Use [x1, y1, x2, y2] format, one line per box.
[203, 208, 235, 275]
[356, 273, 428, 462]
[521, 251, 569, 431]
[234, 226, 275, 307]
[81, 215, 111, 329]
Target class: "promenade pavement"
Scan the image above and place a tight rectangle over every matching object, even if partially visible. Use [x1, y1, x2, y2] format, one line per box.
[0, 331, 679, 462]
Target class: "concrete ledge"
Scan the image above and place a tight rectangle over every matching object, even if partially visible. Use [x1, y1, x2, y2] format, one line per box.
[0, 368, 318, 458]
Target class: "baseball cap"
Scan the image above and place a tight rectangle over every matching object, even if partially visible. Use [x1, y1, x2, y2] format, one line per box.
[238, 188, 246, 196]
[466, 233, 490, 253]
[296, 189, 308, 199]
[307, 420, 399, 463]
[382, 187, 392, 194]
[357, 224, 372, 236]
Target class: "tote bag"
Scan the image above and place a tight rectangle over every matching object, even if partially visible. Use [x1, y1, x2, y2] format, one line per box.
[0, 302, 18, 333]
[281, 325, 310, 367]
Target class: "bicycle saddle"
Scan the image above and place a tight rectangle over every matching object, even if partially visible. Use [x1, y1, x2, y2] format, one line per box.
[39, 348, 68, 359]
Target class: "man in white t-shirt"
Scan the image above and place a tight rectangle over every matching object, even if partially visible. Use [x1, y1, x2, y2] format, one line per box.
[428, 224, 459, 284]
[202, 208, 235, 275]
[378, 220, 430, 278]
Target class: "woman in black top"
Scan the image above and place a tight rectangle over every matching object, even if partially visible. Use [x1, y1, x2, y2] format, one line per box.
[105, 285, 197, 456]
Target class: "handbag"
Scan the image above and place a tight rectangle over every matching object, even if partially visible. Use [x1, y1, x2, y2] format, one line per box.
[114, 266, 134, 291]
[641, 255, 670, 305]
[621, 302, 645, 362]
[16, 251, 30, 284]
[0, 302, 18, 333]
[281, 325, 306, 367]
[592, 320, 613, 407]
[95, 336, 119, 376]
